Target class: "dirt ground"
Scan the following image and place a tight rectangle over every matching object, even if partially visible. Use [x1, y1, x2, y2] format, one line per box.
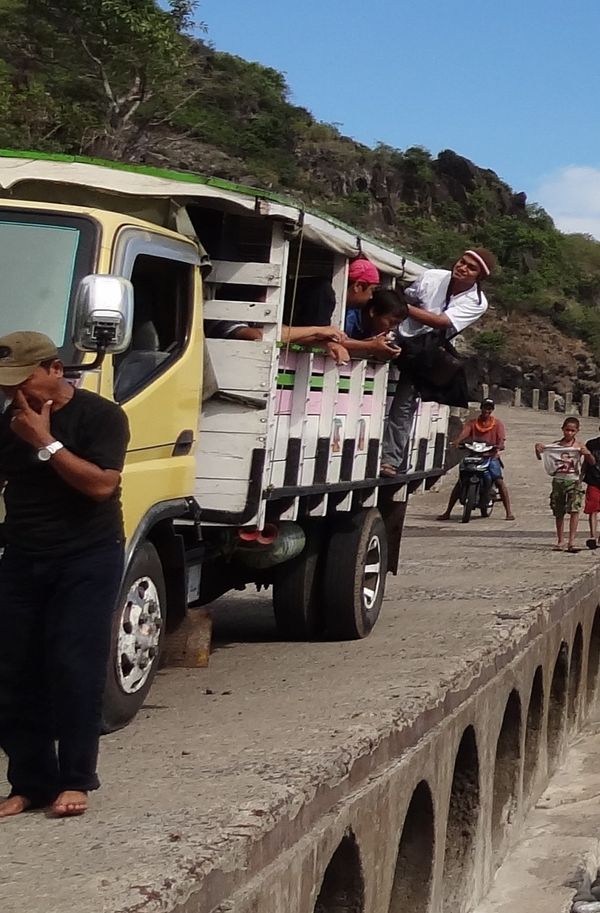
[2, 406, 600, 913]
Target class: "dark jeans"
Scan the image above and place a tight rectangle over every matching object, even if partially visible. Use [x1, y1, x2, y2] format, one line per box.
[0, 540, 123, 803]
[382, 373, 418, 470]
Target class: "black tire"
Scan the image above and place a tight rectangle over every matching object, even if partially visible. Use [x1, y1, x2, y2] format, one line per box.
[462, 481, 478, 524]
[272, 521, 326, 640]
[480, 495, 495, 518]
[323, 508, 388, 640]
[102, 541, 167, 732]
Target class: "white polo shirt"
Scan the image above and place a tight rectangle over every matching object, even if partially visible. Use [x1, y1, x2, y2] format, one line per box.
[399, 269, 488, 338]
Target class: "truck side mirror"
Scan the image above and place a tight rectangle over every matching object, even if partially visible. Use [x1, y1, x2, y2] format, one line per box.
[72, 275, 134, 354]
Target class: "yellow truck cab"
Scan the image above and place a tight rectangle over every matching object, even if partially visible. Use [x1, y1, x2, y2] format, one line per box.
[0, 151, 449, 729]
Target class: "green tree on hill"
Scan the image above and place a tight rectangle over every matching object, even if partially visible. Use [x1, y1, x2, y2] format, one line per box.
[0, 0, 200, 156]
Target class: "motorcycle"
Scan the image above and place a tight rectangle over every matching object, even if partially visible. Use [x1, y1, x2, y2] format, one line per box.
[458, 441, 500, 523]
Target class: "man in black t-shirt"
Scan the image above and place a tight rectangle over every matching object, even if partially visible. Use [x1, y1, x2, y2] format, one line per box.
[0, 331, 130, 818]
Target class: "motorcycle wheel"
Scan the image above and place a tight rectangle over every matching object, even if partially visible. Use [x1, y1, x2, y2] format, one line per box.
[480, 498, 495, 518]
[480, 484, 496, 518]
[462, 480, 479, 523]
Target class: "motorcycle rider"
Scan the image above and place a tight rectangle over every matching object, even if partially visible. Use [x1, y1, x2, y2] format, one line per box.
[437, 398, 515, 521]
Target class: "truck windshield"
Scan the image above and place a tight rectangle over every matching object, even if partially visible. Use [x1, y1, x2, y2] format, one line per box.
[0, 211, 96, 350]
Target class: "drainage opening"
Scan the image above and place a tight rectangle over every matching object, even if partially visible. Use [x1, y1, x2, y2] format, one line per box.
[547, 642, 569, 774]
[586, 606, 600, 708]
[523, 666, 544, 798]
[491, 689, 521, 861]
[568, 625, 583, 725]
[442, 725, 480, 913]
[388, 780, 434, 913]
[314, 831, 364, 913]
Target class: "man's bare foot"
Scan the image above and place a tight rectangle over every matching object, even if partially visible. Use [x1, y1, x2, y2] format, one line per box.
[50, 790, 88, 817]
[505, 514, 515, 520]
[0, 795, 32, 818]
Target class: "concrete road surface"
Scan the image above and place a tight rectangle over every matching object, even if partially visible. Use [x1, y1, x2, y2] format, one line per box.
[2, 406, 599, 913]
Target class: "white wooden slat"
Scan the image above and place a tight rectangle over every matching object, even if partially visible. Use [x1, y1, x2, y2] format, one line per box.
[262, 224, 292, 486]
[362, 489, 378, 508]
[197, 431, 265, 481]
[289, 352, 312, 438]
[271, 414, 291, 462]
[211, 260, 281, 286]
[200, 398, 268, 434]
[335, 492, 353, 512]
[331, 254, 349, 328]
[194, 478, 257, 523]
[203, 299, 279, 324]
[347, 360, 367, 481]
[205, 338, 272, 392]
[262, 223, 287, 342]
[307, 494, 328, 517]
[369, 361, 389, 475]
[302, 416, 319, 460]
[268, 460, 287, 489]
[278, 498, 299, 522]
[300, 458, 316, 487]
[315, 360, 339, 484]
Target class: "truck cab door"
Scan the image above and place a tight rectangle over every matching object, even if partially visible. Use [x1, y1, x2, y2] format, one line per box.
[110, 230, 202, 537]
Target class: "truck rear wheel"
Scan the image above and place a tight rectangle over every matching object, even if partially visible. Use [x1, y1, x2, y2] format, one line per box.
[323, 508, 388, 640]
[102, 540, 166, 732]
[272, 521, 326, 640]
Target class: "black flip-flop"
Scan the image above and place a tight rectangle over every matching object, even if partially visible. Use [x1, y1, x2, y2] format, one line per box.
[587, 539, 598, 550]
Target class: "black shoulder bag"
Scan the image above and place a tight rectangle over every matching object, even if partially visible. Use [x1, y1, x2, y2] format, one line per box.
[396, 281, 472, 408]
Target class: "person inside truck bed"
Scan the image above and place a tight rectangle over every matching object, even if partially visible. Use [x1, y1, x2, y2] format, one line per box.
[204, 291, 346, 352]
[204, 315, 346, 350]
[344, 288, 406, 359]
[206, 258, 391, 364]
[282, 258, 398, 364]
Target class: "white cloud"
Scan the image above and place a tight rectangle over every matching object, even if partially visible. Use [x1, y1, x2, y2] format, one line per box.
[535, 166, 600, 239]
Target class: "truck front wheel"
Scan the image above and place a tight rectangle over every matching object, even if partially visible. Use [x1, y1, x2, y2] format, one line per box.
[323, 508, 388, 640]
[102, 540, 166, 732]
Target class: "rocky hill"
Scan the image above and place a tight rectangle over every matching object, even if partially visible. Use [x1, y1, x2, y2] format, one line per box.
[2, 1, 600, 403]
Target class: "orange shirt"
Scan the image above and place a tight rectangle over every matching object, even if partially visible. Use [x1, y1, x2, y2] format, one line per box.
[463, 417, 506, 450]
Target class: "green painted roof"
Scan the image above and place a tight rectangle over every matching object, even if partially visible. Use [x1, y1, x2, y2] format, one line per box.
[0, 148, 427, 267]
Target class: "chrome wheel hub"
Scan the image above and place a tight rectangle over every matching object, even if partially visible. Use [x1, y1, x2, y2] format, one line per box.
[363, 534, 382, 616]
[116, 577, 162, 694]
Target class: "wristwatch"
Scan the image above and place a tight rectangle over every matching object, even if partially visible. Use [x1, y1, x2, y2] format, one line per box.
[38, 441, 64, 462]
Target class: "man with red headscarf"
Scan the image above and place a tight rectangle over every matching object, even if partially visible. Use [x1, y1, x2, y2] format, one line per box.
[381, 248, 496, 476]
[283, 257, 399, 363]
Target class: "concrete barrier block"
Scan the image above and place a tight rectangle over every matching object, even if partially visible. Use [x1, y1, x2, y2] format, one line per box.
[548, 390, 556, 412]
[582, 394, 591, 417]
[532, 389, 540, 410]
[514, 387, 522, 408]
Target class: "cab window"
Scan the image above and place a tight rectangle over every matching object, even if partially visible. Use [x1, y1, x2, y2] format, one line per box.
[113, 254, 192, 402]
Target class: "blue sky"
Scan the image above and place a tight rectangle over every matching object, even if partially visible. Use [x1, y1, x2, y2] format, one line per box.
[191, 0, 600, 236]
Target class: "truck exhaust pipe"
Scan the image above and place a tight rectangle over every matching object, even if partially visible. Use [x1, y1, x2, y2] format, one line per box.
[233, 522, 306, 569]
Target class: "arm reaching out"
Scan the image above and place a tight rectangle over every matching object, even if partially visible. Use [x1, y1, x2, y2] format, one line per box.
[281, 324, 345, 345]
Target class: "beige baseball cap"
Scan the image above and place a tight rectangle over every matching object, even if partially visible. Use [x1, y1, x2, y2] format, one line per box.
[0, 331, 58, 385]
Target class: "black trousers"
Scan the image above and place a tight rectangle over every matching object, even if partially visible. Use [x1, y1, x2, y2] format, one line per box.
[0, 540, 123, 803]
